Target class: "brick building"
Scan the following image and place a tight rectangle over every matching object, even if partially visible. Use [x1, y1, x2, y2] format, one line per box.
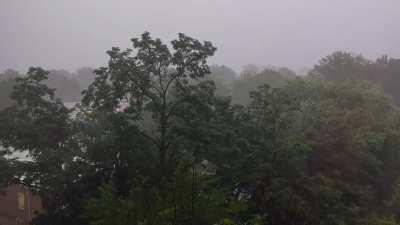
[0, 184, 43, 225]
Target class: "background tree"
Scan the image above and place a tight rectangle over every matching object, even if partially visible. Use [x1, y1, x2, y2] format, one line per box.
[208, 65, 237, 97]
[45, 69, 82, 102]
[232, 69, 289, 105]
[310, 51, 400, 105]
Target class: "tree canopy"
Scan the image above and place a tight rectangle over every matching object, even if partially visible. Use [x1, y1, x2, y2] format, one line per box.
[1, 34, 400, 225]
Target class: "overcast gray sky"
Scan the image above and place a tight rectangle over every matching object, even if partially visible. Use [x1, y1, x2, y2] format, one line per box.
[1, 0, 399, 73]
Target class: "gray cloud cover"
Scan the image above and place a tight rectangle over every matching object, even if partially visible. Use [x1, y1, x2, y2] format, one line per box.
[1, 0, 399, 72]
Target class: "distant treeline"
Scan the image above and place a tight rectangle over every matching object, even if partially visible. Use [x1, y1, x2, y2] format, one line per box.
[2, 51, 400, 109]
[0, 67, 95, 108]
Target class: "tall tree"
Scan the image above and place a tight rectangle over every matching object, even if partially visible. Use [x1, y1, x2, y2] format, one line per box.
[82, 32, 231, 225]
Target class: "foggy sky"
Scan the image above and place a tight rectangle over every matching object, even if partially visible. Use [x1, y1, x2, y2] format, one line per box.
[1, 0, 399, 73]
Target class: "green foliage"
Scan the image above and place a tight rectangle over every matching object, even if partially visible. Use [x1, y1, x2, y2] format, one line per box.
[78, 32, 222, 225]
[2, 34, 400, 225]
[86, 182, 133, 225]
[311, 51, 400, 105]
[208, 65, 237, 97]
[232, 69, 290, 105]
[45, 69, 82, 102]
[0, 69, 19, 109]
[0, 77, 16, 109]
[309, 51, 369, 81]
[0, 67, 97, 107]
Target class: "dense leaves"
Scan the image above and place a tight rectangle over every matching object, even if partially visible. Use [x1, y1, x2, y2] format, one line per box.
[1, 34, 400, 225]
[310, 51, 400, 105]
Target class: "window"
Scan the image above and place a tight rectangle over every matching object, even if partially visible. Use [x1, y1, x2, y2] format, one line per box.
[17, 192, 25, 210]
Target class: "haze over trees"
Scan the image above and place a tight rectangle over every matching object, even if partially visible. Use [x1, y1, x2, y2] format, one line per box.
[0, 67, 96, 107]
[1, 33, 400, 225]
[310, 51, 400, 105]
[0, 70, 18, 110]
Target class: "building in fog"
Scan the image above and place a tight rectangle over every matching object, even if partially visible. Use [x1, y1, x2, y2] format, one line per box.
[0, 184, 43, 225]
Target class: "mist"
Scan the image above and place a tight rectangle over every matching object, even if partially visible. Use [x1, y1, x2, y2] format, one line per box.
[1, 0, 400, 73]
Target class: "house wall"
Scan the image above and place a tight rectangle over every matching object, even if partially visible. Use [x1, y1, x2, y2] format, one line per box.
[0, 184, 43, 225]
